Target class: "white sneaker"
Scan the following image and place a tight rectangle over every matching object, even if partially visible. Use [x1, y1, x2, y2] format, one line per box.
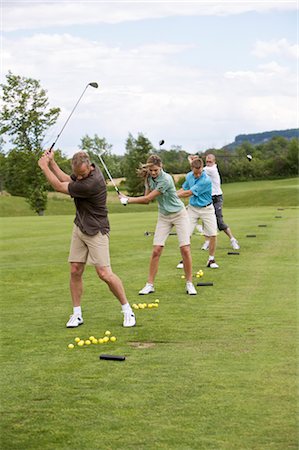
[123, 311, 136, 327]
[186, 281, 197, 295]
[207, 259, 219, 269]
[139, 283, 155, 295]
[231, 238, 240, 250]
[176, 260, 184, 269]
[66, 314, 84, 328]
[201, 241, 210, 251]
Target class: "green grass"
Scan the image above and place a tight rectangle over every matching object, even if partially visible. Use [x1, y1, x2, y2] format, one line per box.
[0, 177, 298, 217]
[222, 178, 299, 207]
[0, 180, 298, 449]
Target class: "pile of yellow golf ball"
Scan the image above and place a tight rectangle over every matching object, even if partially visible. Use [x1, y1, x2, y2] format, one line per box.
[132, 299, 159, 310]
[196, 270, 204, 278]
[67, 330, 117, 349]
[181, 270, 204, 280]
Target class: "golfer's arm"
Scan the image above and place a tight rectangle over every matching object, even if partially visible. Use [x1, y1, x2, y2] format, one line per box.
[41, 166, 70, 194]
[49, 160, 71, 182]
[177, 188, 192, 198]
[128, 190, 161, 204]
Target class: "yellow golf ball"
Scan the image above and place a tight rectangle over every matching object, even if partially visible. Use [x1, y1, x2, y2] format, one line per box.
[148, 303, 153, 308]
[68, 344, 74, 349]
[103, 336, 109, 343]
[74, 337, 81, 343]
[85, 340, 91, 345]
[77, 340, 84, 347]
[110, 336, 117, 342]
[181, 275, 185, 279]
[155, 299, 159, 303]
[132, 303, 138, 309]
[105, 330, 111, 336]
[92, 339, 98, 344]
[98, 338, 104, 344]
[89, 336, 95, 341]
[153, 303, 159, 308]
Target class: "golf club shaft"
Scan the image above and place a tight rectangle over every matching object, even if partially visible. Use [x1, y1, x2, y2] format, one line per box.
[49, 82, 98, 151]
[98, 154, 120, 194]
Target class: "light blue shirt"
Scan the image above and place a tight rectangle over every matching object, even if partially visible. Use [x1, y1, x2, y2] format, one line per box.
[148, 169, 184, 215]
[182, 171, 212, 208]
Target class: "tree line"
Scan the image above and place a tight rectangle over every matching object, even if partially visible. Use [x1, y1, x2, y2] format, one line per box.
[0, 72, 298, 215]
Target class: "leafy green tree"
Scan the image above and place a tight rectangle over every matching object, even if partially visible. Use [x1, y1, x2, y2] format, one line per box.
[79, 134, 123, 179]
[0, 148, 6, 192]
[122, 133, 154, 195]
[156, 147, 190, 174]
[0, 71, 60, 214]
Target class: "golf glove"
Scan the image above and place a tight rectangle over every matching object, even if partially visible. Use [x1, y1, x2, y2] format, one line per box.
[120, 197, 128, 206]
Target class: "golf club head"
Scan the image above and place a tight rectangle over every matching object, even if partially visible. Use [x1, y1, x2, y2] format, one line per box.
[246, 154, 253, 162]
[159, 140, 165, 146]
[89, 82, 98, 88]
[97, 148, 106, 156]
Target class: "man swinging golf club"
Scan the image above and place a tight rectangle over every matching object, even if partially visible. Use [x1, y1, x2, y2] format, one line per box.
[201, 154, 240, 251]
[176, 157, 219, 270]
[38, 149, 136, 328]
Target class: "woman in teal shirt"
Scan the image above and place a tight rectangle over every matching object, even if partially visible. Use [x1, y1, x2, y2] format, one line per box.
[119, 154, 197, 295]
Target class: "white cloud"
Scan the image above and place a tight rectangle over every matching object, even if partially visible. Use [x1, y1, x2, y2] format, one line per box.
[1, 7, 297, 155]
[252, 38, 299, 59]
[1, 1, 297, 32]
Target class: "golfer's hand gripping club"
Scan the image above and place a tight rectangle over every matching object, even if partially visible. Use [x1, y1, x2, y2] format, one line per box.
[118, 194, 128, 206]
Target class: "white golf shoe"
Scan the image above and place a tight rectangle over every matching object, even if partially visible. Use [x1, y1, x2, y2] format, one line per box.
[123, 311, 136, 327]
[231, 238, 240, 250]
[176, 260, 184, 269]
[186, 281, 197, 295]
[66, 314, 84, 328]
[206, 259, 219, 269]
[138, 283, 155, 295]
[201, 240, 210, 251]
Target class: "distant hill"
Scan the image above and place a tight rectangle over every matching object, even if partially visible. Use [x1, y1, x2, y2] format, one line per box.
[223, 128, 299, 150]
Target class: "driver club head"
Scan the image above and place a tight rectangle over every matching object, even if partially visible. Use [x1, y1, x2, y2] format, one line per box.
[246, 154, 253, 162]
[89, 82, 99, 88]
[159, 139, 165, 147]
[95, 148, 106, 156]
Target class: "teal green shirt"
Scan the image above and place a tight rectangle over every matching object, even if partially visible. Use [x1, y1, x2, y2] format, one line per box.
[148, 169, 184, 215]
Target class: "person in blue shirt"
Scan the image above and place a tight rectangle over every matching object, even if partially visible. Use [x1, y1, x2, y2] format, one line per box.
[176, 157, 219, 269]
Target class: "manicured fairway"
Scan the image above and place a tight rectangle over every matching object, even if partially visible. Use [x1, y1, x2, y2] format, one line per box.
[0, 190, 298, 448]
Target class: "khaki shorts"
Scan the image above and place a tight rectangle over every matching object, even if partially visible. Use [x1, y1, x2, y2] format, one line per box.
[153, 208, 190, 247]
[187, 204, 217, 237]
[68, 225, 111, 267]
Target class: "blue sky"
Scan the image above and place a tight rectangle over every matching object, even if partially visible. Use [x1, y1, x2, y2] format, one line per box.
[1, 1, 298, 156]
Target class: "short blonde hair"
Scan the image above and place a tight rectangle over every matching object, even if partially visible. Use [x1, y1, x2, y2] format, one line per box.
[190, 158, 203, 170]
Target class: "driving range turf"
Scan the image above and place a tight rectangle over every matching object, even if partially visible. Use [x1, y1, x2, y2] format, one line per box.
[0, 178, 298, 449]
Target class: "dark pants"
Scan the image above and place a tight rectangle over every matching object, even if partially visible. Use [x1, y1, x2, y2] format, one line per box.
[212, 195, 228, 231]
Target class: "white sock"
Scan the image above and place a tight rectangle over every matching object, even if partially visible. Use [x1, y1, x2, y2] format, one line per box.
[209, 255, 215, 260]
[121, 302, 132, 313]
[73, 306, 82, 317]
[230, 237, 235, 241]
